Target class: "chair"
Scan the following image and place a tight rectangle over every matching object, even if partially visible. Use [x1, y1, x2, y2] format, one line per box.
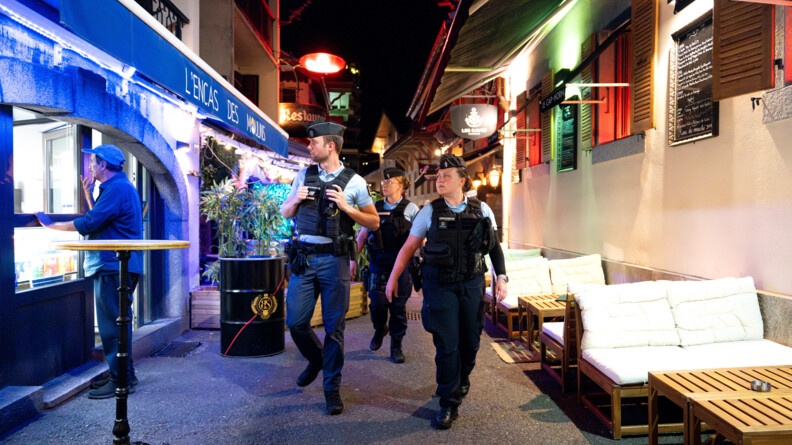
[539, 281, 606, 392]
[483, 248, 542, 328]
[491, 256, 552, 339]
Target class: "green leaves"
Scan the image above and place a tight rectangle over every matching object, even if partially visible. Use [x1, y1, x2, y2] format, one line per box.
[199, 178, 289, 258]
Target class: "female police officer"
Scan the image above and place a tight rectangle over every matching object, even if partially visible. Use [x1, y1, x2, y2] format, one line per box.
[385, 154, 508, 430]
[354, 168, 419, 363]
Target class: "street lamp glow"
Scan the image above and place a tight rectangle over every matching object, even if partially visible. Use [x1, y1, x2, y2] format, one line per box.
[299, 52, 346, 74]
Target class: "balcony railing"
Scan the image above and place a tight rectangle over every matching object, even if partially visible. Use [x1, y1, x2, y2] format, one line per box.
[235, 0, 274, 50]
[134, 0, 190, 40]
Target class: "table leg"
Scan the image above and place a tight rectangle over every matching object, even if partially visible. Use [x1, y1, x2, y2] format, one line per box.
[648, 384, 659, 445]
[113, 250, 131, 445]
[517, 302, 524, 341]
[526, 307, 536, 351]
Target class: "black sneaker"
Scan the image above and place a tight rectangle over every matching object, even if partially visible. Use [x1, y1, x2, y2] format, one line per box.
[324, 390, 344, 415]
[432, 406, 458, 430]
[296, 363, 322, 387]
[92, 374, 138, 389]
[88, 379, 136, 399]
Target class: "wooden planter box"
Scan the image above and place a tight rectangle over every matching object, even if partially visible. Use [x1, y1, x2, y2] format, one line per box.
[192, 282, 368, 330]
[190, 286, 220, 329]
[310, 282, 367, 327]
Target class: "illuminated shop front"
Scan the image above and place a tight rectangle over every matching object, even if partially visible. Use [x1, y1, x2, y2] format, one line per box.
[0, 0, 287, 389]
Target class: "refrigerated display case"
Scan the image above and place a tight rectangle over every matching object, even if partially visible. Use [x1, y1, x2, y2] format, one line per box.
[14, 226, 81, 291]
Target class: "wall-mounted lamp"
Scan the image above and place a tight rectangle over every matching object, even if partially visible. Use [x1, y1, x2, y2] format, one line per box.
[299, 52, 346, 74]
[561, 98, 607, 105]
[488, 166, 501, 189]
[733, 0, 792, 5]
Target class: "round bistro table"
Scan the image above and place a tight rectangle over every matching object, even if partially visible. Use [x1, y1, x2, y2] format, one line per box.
[53, 239, 189, 445]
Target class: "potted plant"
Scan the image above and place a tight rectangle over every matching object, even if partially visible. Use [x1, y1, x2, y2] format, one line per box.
[199, 177, 290, 357]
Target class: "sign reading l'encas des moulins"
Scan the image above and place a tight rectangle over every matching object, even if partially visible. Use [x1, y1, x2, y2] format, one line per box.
[450, 104, 498, 140]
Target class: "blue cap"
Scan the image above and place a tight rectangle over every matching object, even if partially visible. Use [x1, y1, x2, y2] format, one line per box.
[306, 120, 346, 137]
[82, 144, 125, 167]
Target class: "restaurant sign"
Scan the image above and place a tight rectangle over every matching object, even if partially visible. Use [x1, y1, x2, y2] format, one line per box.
[278, 103, 328, 134]
[450, 104, 498, 140]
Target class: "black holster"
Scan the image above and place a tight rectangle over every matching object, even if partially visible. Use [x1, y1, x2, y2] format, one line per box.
[407, 256, 422, 292]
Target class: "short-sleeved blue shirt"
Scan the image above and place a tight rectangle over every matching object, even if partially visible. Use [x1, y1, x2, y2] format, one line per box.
[289, 163, 373, 244]
[409, 196, 497, 240]
[72, 173, 143, 277]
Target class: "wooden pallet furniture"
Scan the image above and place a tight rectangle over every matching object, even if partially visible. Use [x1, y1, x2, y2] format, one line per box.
[648, 366, 792, 445]
[539, 295, 578, 392]
[575, 277, 792, 439]
[690, 391, 792, 445]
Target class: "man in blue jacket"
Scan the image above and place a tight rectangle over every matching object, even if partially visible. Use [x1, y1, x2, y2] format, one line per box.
[37, 144, 142, 399]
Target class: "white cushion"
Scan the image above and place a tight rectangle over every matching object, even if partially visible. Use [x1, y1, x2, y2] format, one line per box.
[665, 277, 764, 346]
[548, 254, 605, 295]
[582, 346, 692, 385]
[542, 321, 565, 345]
[577, 281, 679, 350]
[567, 281, 606, 296]
[502, 257, 552, 298]
[683, 340, 792, 369]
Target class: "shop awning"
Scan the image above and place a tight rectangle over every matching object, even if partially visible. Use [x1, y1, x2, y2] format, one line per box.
[59, 0, 289, 158]
[427, 0, 570, 116]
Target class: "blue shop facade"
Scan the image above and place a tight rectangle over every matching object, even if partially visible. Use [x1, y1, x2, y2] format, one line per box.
[0, 0, 287, 391]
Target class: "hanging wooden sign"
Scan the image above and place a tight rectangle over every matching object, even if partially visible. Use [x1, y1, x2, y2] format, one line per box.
[450, 104, 498, 140]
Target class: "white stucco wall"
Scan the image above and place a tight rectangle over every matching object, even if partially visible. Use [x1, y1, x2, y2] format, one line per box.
[506, 1, 792, 294]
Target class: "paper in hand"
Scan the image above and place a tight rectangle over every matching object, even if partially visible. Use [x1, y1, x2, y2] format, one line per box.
[34, 211, 53, 227]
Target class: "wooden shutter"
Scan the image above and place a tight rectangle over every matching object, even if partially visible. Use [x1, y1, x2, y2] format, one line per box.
[515, 92, 527, 170]
[541, 72, 553, 163]
[630, 0, 657, 134]
[580, 34, 596, 149]
[713, 0, 774, 100]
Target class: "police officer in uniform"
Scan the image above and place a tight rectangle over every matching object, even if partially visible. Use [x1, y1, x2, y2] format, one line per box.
[385, 154, 508, 430]
[281, 121, 380, 415]
[353, 168, 419, 363]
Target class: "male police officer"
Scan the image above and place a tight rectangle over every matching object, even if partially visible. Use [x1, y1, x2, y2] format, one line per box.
[281, 121, 379, 415]
[354, 168, 419, 363]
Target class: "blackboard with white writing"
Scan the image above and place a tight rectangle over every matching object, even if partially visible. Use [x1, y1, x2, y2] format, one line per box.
[670, 14, 718, 145]
[558, 102, 577, 172]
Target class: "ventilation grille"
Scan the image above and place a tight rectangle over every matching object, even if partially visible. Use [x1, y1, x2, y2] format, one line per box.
[152, 341, 201, 358]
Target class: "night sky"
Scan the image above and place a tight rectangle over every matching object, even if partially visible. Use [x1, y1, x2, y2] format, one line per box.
[280, 0, 451, 151]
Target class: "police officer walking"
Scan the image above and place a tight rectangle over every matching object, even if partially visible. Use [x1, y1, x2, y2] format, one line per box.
[353, 168, 419, 363]
[280, 121, 380, 415]
[385, 154, 508, 430]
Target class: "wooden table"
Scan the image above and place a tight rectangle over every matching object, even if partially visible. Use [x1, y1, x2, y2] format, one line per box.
[648, 366, 792, 445]
[690, 392, 792, 445]
[518, 296, 565, 352]
[53, 239, 189, 445]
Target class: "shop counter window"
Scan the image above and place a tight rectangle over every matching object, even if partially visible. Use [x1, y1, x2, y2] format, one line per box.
[14, 226, 80, 291]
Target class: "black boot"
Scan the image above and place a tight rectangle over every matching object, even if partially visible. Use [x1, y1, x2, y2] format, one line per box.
[460, 376, 470, 397]
[324, 390, 344, 415]
[296, 361, 322, 387]
[390, 336, 405, 363]
[432, 406, 458, 429]
[369, 326, 388, 351]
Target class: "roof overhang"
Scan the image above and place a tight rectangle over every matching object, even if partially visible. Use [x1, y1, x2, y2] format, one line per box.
[425, 0, 575, 116]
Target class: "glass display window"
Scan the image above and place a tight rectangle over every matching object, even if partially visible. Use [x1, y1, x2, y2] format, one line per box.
[14, 227, 80, 290]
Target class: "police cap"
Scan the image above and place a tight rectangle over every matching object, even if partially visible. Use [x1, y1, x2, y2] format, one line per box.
[439, 154, 466, 169]
[306, 120, 346, 138]
[383, 168, 406, 179]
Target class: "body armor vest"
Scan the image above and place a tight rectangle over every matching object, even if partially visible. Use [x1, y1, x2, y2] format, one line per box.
[422, 197, 488, 283]
[367, 199, 413, 272]
[294, 165, 356, 238]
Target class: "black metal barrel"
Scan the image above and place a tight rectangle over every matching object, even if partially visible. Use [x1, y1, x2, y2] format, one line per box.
[220, 257, 285, 357]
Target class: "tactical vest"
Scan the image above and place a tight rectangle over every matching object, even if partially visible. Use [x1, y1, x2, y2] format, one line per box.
[367, 199, 413, 272]
[422, 197, 489, 283]
[294, 165, 356, 238]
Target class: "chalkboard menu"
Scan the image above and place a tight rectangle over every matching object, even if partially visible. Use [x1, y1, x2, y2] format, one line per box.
[557, 102, 577, 172]
[669, 14, 718, 145]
